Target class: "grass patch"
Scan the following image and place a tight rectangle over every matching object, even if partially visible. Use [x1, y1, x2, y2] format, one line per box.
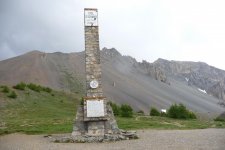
[0, 84, 225, 135]
[0, 85, 81, 135]
[117, 116, 225, 130]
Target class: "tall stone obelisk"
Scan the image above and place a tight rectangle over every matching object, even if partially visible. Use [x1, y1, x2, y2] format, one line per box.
[72, 8, 119, 138]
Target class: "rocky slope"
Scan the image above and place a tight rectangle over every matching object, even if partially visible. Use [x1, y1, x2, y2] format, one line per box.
[0, 50, 85, 93]
[0, 48, 224, 117]
[154, 58, 225, 102]
[101, 48, 168, 84]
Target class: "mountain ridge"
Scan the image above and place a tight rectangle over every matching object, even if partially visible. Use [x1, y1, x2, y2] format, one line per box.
[153, 58, 225, 102]
[0, 48, 224, 118]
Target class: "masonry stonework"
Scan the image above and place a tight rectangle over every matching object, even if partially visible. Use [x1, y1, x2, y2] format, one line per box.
[72, 8, 120, 139]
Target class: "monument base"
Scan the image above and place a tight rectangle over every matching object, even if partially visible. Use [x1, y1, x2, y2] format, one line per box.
[52, 130, 137, 143]
[72, 101, 120, 137]
[67, 101, 138, 143]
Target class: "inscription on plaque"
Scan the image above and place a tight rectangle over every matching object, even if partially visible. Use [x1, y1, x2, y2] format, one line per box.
[84, 9, 98, 26]
[87, 100, 104, 117]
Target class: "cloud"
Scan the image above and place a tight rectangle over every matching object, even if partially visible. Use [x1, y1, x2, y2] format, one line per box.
[0, 0, 84, 56]
[0, 0, 225, 70]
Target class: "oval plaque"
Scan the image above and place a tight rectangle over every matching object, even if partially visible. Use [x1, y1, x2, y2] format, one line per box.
[90, 80, 99, 89]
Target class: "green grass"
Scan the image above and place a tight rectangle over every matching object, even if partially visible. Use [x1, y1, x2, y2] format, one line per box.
[0, 85, 225, 135]
[117, 116, 225, 130]
[0, 85, 81, 135]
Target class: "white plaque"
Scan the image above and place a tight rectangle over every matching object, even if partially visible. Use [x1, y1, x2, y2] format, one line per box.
[90, 80, 99, 89]
[84, 9, 98, 26]
[87, 100, 104, 117]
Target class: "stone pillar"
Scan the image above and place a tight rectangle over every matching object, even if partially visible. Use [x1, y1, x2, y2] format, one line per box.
[85, 25, 103, 97]
[72, 8, 120, 138]
[83, 8, 107, 136]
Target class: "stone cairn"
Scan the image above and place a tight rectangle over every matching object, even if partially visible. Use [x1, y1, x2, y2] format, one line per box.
[52, 8, 137, 143]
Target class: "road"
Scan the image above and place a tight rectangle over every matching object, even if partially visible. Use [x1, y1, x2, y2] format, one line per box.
[0, 129, 225, 150]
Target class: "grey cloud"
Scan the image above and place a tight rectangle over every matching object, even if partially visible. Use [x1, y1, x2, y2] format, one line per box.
[1, 0, 225, 71]
[0, 0, 84, 60]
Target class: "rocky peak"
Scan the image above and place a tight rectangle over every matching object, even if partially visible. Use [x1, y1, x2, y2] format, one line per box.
[28, 50, 43, 53]
[101, 47, 122, 58]
[25, 50, 44, 56]
[154, 58, 170, 64]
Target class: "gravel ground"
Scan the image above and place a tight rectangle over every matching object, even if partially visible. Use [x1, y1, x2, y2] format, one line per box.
[0, 129, 225, 150]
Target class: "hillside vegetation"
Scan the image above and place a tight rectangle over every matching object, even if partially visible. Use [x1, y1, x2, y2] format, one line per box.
[0, 84, 225, 135]
[0, 84, 81, 135]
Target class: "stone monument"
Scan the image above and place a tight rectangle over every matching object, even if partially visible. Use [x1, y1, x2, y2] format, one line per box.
[51, 8, 137, 143]
[71, 8, 122, 141]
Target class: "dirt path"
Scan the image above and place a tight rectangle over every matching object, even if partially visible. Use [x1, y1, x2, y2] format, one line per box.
[1, 129, 225, 150]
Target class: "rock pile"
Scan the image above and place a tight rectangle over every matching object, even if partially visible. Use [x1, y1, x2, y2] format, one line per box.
[51, 130, 138, 143]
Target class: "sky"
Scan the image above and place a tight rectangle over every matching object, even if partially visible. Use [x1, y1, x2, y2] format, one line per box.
[0, 0, 225, 70]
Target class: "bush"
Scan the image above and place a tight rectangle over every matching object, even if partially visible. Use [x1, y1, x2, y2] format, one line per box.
[120, 104, 133, 117]
[41, 87, 52, 93]
[214, 117, 225, 122]
[109, 101, 120, 116]
[7, 91, 17, 99]
[80, 98, 84, 106]
[27, 83, 52, 93]
[214, 112, 225, 122]
[167, 103, 196, 119]
[188, 111, 197, 119]
[137, 110, 144, 115]
[160, 112, 167, 117]
[13, 82, 26, 90]
[1, 86, 10, 93]
[27, 83, 41, 92]
[150, 107, 160, 116]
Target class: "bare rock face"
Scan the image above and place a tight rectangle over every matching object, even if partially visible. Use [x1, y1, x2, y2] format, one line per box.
[154, 58, 225, 102]
[101, 48, 168, 84]
[208, 81, 225, 102]
[135, 60, 168, 84]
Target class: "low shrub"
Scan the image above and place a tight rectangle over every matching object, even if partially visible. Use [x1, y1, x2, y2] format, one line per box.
[137, 110, 144, 115]
[188, 111, 197, 119]
[120, 104, 133, 117]
[150, 107, 160, 116]
[27, 83, 52, 93]
[7, 91, 17, 99]
[1, 86, 10, 93]
[214, 117, 225, 122]
[109, 101, 121, 116]
[80, 98, 84, 106]
[27, 83, 41, 92]
[160, 112, 167, 117]
[167, 103, 196, 119]
[41, 87, 52, 93]
[214, 113, 225, 122]
[13, 82, 26, 90]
